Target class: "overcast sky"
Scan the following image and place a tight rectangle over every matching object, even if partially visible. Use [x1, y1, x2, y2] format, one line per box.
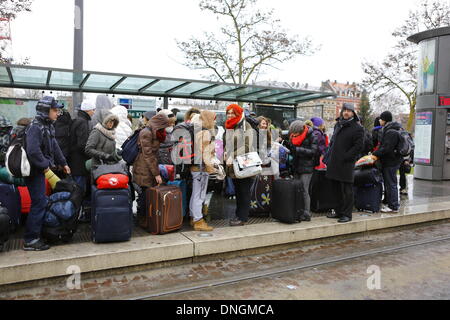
[7, 0, 436, 88]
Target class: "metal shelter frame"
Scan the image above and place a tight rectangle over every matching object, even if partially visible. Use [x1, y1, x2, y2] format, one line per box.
[0, 64, 336, 107]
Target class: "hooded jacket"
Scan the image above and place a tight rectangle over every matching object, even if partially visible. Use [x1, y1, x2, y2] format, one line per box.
[110, 105, 133, 150]
[373, 121, 403, 167]
[0, 115, 13, 165]
[133, 113, 170, 187]
[91, 95, 113, 127]
[85, 109, 120, 170]
[25, 114, 67, 172]
[191, 110, 217, 174]
[68, 110, 92, 176]
[325, 109, 364, 183]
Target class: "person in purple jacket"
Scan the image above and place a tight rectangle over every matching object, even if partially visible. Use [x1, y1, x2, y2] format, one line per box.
[23, 97, 71, 251]
[310, 117, 328, 166]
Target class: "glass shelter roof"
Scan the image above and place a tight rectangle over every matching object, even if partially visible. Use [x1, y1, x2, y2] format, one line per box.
[0, 64, 336, 106]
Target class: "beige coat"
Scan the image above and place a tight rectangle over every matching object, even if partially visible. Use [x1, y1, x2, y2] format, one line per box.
[191, 110, 217, 174]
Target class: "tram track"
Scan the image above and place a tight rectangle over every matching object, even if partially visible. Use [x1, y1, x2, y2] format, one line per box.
[131, 234, 450, 300]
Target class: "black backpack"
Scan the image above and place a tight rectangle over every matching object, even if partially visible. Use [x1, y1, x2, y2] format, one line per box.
[170, 122, 196, 178]
[396, 129, 415, 157]
[54, 110, 72, 159]
[5, 125, 31, 178]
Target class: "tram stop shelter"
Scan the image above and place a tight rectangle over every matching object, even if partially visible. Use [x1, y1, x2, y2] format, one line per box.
[0, 64, 336, 110]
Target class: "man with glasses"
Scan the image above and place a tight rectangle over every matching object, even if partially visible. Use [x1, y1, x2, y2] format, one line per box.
[23, 96, 71, 251]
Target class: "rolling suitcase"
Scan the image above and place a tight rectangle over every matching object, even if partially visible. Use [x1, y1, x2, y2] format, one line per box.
[354, 167, 383, 187]
[0, 182, 21, 232]
[249, 175, 274, 217]
[272, 178, 303, 224]
[354, 183, 383, 213]
[309, 169, 338, 213]
[91, 186, 133, 243]
[143, 185, 183, 235]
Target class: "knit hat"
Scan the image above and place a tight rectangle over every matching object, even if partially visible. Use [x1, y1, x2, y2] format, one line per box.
[342, 103, 355, 112]
[289, 120, 305, 135]
[311, 117, 324, 127]
[81, 100, 96, 111]
[380, 111, 393, 123]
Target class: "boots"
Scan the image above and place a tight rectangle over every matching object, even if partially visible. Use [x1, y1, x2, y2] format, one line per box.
[193, 219, 214, 232]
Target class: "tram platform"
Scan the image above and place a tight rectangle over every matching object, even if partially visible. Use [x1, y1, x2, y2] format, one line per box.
[1, 176, 450, 288]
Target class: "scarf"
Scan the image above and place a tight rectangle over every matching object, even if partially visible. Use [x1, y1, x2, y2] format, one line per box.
[95, 123, 116, 140]
[225, 104, 244, 129]
[290, 127, 309, 147]
[156, 128, 167, 143]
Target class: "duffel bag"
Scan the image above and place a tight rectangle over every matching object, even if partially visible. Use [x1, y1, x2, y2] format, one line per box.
[92, 162, 128, 182]
[96, 174, 129, 189]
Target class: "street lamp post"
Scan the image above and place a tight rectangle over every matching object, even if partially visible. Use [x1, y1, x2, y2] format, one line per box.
[73, 0, 84, 115]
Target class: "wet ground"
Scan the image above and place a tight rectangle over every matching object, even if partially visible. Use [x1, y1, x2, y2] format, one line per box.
[2, 219, 449, 300]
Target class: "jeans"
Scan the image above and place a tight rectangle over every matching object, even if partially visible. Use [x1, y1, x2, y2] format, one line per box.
[189, 171, 209, 222]
[382, 166, 400, 210]
[232, 178, 253, 222]
[294, 173, 313, 218]
[24, 171, 47, 243]
[399, 163, 407, 190]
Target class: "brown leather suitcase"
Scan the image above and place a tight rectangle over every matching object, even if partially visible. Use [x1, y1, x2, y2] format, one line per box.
[142, 185, 183, 235]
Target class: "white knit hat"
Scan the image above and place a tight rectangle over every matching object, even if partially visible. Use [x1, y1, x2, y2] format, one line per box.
[81, 100, 96, 111]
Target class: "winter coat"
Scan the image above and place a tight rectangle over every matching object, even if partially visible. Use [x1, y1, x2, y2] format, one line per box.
[85, 109, 120, 170]
[68, 110, 92, 176]
[358, 127, 374, 159]
[287, 126, 319, 175]
[191, 110, 217, 174]
[312, 126, 327, 156]
[373, 121, 403, 168]
[223, 116, 256, 179]
[54, 110, 72, 160]
[0, 115, 13, 165]
[110, 105, 133, 150]
[25, 115, 67, 173]
[325, 117, 364, 183]
[133, 113, 170, 187]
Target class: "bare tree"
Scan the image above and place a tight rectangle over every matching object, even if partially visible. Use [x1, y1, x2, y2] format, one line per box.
[0, 0, 33, 64]
[177, 0, 316, 85]
[371, 92, 408, 118]
[362, 0, 450, 131]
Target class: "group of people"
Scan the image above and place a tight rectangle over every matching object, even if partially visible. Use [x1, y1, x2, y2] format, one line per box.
[0, 96, 413, 251]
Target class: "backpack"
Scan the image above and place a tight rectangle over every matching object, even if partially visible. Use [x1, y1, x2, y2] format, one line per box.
[5, 125, 31, 178]
[54, 111, 72, 159]
[396, 129, 415, 157]
[121, 129, 142, 165]
[170, 122, 196, 178]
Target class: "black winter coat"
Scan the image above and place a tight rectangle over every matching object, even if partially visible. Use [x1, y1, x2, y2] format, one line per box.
[326, 118, 364, 183]
[287, 127, 318, 175]
[373, 122, 403, 168]
[68, 110, 92, 176]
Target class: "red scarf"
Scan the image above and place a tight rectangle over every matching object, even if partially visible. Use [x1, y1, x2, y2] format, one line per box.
[290, 127, 309, 147]
[225, 104, 244, 129]
[156, 128, 167, 143]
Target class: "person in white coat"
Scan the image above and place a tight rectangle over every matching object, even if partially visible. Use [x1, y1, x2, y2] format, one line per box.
[110, 105, 133, 150]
